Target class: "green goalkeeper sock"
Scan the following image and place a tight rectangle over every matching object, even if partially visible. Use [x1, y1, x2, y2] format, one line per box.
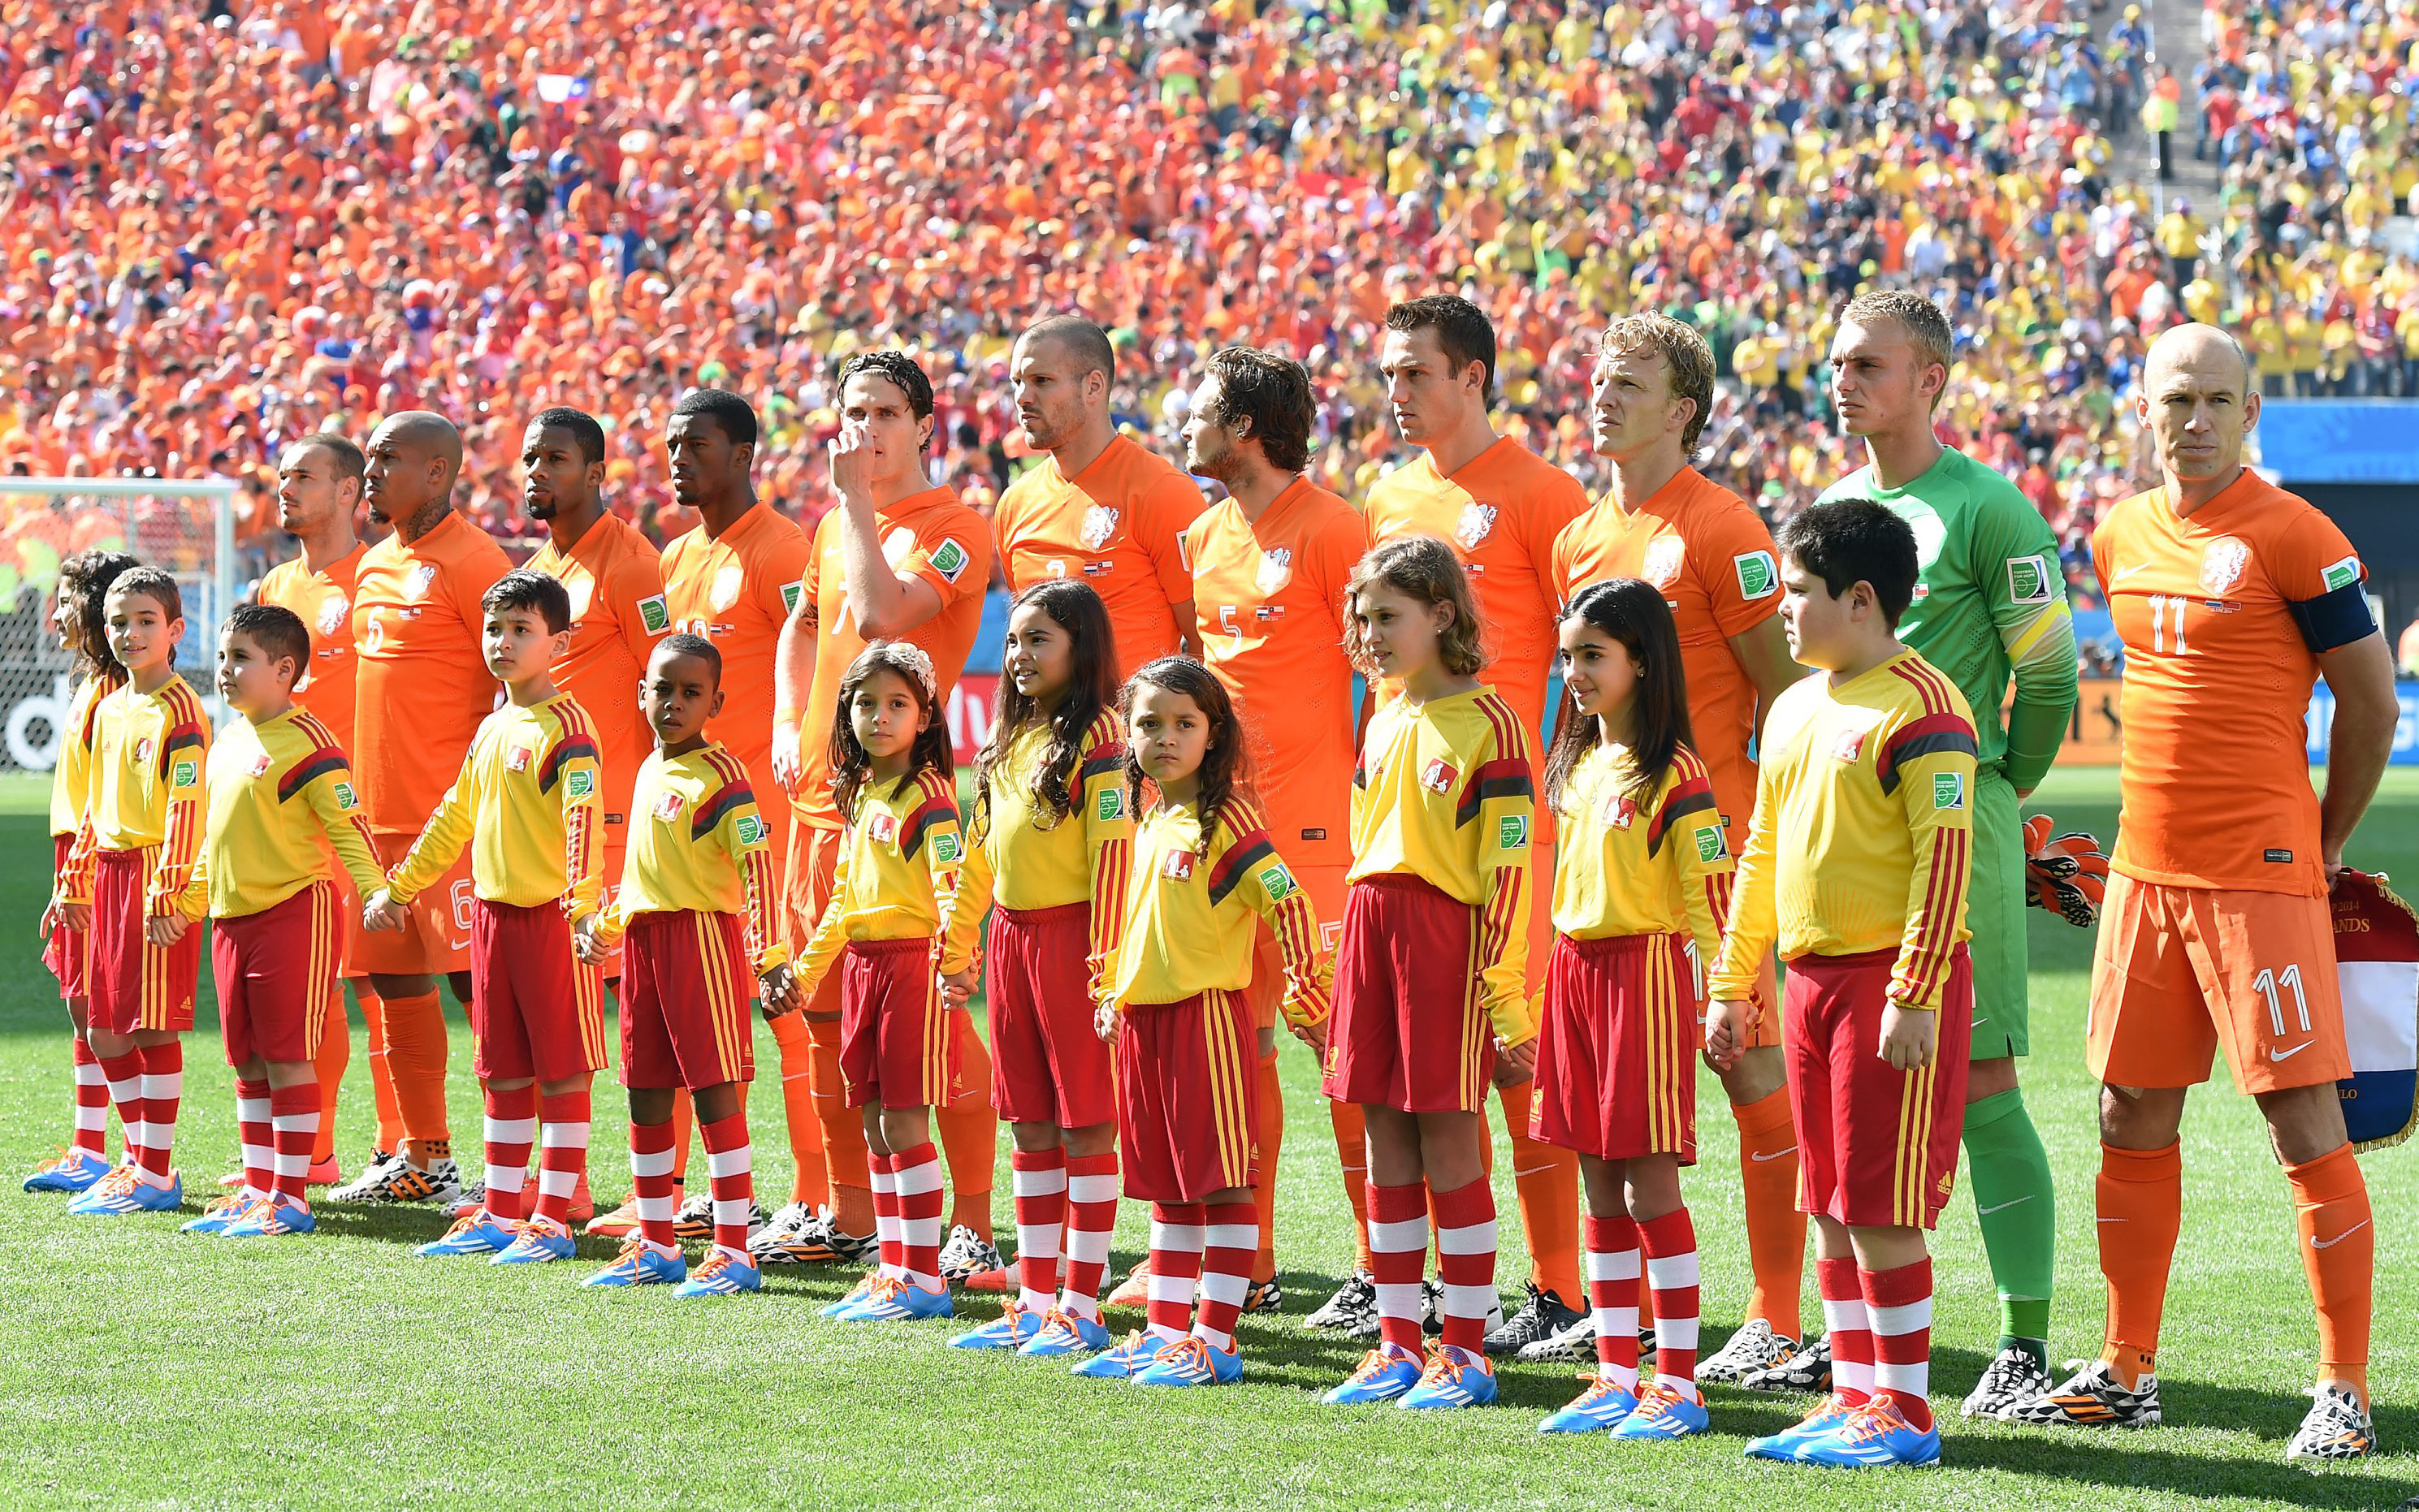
[1963, 1086, 2055, 1365]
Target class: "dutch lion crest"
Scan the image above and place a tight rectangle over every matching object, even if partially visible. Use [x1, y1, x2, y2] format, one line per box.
[1080, 504, 1119, 551]
[1454, 501, 1497, 550]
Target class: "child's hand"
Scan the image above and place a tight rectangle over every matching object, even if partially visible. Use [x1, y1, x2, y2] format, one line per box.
[759, 964, 801, 1018]
[41, 898, 88, 936]
[939, 966, 979, 1009]
[362, 890, 407, 933]
[1704, 998, 1755, 1071]
[1094, 1000, 1119, 1044]
[571, 918, 608, 966]
[1291, 1017, 1327, 1059]
[145, 912, 190, 949]
[770, 721, 803, 797]
[1493, 1034, 1537, 1086]
[1878, 1002, 1937, 1072]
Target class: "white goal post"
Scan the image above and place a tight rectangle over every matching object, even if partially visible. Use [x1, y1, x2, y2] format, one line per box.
[0, 476, 238, 773]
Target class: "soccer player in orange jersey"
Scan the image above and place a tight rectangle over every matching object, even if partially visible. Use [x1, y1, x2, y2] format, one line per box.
[1550, 317, 1809, 1380]
[2005, 326, 2397, 1463]
[256, 433, 371, 1186]
[997, 315, 1201, 676]
[333, 412, 511, 1207]
[1360, 295, 1589, 1355]
[767, 355, 995, 1271]
[1180, 346, 1369, 1312]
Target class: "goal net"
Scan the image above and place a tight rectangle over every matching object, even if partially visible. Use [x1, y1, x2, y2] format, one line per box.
[0, 477, 238, 775]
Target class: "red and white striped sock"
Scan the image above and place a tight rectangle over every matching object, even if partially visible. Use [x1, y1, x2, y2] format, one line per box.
[893, 1141, 946, 1290]
[1191, 1199, 1256, 1353]
[235, 1078, 274, 1201]
[1367, 1179, 1428, 1357]
[628, 1118, 679, 1253]
[530, 1088, 591, 1232]
[268, 1082, 317, 1208]
[482, 1082, 537, 1223]
[1432, 1177, 1498, 1361]
[99, 1049, 145, 1166]
[1010, 1147, 1067, 1313]
[1585, 1213, 1642, 1391]
[1818, 1254, 1876, 1405]
[1058, 1151, 1118, 1320]
[1145, 1201, 1206, 1343]
[70, 1039, 110, 1156]
[136, 1039, 182, 1181]
[1640, 1207, 1702, 1395]
[699, 1111, 754, 1263]
[870, 1152, 902, 1281]
[1864, 1256, 1935, 1431]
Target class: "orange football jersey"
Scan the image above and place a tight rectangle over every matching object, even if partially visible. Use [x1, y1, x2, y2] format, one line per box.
[527, 511, 668, 843]
[1550, 467, 1783, 819]
[350, 512, 511, 833]
[994, 434, 1204, 677]
[793, 487, 994, 831]
[1361, 436, 1587, 739]
[2092, 470, 2372, 896]
[660, 501, 812, 786]
[1187, 477, 1369, 871]
[257, 543, 368, 746]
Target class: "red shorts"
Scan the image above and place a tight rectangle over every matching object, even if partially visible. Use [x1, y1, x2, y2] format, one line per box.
[988, 902, 1115, 1129]
[1117, 990, 1258, 1203]
[621, 909, 755, 1091]
[467, 899, 608, 1083]
[839, 937, 954, 1110]
[89, 846, 198, 1035]
[1530, 932, 1699, 1164]
[214, 882, 340, 1066]
[1785, 945, 1972, 1231]
[2087, 874, 2349, 1093]
[1322, 874, 1494, 1113]
[44, 832, 89, 997]
[349, 830, 473, 978]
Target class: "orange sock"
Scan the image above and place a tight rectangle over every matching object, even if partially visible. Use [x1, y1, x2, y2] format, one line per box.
[2285, 1143, 2372, 1403]
[381, 991, 450, 1164]
[1734, 1086, 1807, 1336]
[358, 991, 404, 1153]
[806, 1013, 872, 1233]
[1329, 1099, 1373, 1271]
[939, 1016, 997, 1242]
[1253, 1049, 1283, 1283]
[669, 1089, 695, 1186]
[2097, 1141, 2182, 1387]
[1497, 1079, 1583, 1305]
[768, 1011, 825, 1208]
[311, 989, 350, 1165]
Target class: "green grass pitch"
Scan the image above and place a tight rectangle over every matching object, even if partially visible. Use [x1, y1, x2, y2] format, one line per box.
[0, 767, 2413, 1510]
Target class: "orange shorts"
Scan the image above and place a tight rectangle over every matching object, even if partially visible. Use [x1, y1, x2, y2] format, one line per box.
[2088, 873, 2351, 1093]
[347, 832, 474, 978]
[787, 819, 846, 1021]
[1247, 862, 1348, 1033]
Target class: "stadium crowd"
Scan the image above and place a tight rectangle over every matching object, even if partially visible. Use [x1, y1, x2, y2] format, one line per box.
[11, 0, 2406, 607]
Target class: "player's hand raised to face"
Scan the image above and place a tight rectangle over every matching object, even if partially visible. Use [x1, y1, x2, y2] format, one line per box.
[827, 420, 879, 503]
[1878, 1002, 1937, 1072]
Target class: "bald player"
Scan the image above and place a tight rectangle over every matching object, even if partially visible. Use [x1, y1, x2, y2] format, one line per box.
[2008, 325, 2394, 1463]
[333, 411, 510, 1207]
[996, 314, 1201, 674]
[255, 433, 374, 1185]
[521, 406, 670, 1237]
[1550, 315, 1809, 1380]
[1361, 294, 1590, 1354]
[767, 352, 997, 1272]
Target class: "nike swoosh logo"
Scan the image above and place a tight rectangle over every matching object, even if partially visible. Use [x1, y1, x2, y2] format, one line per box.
[2272, 1041, 2314, 1062]
[2313, 1220, 2371, 1250]
[1750, 1145, 1798, 1163]
[2111, 563, 2151, 583]
[1971, 1015, 1989, 1027]
[1977, 1196, 2032, 1215]
[2097, 1216, 2126, 1224]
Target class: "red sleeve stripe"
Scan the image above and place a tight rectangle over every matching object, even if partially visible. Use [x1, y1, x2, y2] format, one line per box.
[900, 793, 959, 860]
[1475, 692, 1534, 762]
[279, 750, 352, 803]
[691, 784, 755, 839]
[1888, 659, 1956, 719]
[703, 750, 752, 789]
[1079, 745, 1125, 782]
[1900, 827, 1969, 1002]
[1206, 830, 1275, 907]
[538, 736, 601, 793]
[1456, 758, 1535, 827]
[1645, 775, 1717, 857]
[1876, 712, 1980, 796]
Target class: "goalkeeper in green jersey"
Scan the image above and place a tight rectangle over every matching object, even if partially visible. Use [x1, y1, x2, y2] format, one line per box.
[1817, 291, 2081, 1419]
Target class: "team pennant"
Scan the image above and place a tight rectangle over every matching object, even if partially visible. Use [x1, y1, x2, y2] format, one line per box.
[2334, 870, 2419, 1153]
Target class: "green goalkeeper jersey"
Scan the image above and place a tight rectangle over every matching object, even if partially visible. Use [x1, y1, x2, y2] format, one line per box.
[1817, 447, 2079, 791]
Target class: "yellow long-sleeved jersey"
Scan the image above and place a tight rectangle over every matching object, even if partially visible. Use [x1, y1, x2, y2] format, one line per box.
[1551, 741, 1733, 966]
[58, 676, 211, 918]
[49, 675, 116, 838]
[175, 708, 384, 919]
[595, 742, 787, 974]
[386, 693, 604, 919]
[798, 767, 967, 996]
[1348, 685, 1534, 1041]
[1104, 797, 1332, 1027]
[941, 712, 1134, 995]
[1711, 649, 1977, 1011]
